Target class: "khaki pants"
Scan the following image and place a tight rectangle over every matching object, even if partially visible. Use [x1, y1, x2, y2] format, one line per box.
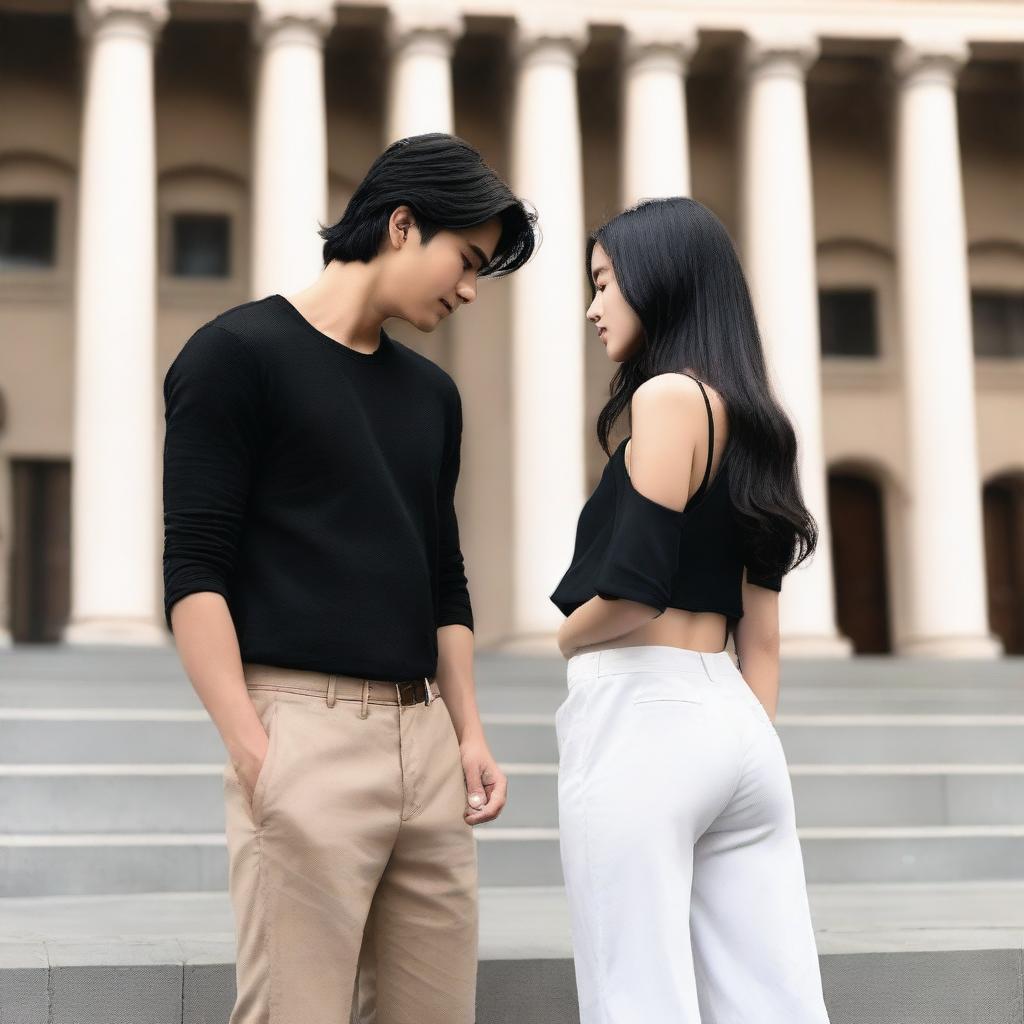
[223, 662, 479, 1024]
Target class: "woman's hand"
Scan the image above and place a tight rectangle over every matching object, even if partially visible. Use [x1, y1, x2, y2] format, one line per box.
[460, 738, 508, 825]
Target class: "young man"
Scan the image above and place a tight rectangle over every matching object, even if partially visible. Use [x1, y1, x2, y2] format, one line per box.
[162, 133, 536, 1024]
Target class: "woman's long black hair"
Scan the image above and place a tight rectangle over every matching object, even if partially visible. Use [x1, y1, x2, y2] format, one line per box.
[319, 133, 537, 276]
[589, 196, 817, 582]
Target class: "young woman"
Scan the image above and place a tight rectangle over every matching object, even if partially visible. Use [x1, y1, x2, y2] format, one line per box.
[549, 197, 832, 1023]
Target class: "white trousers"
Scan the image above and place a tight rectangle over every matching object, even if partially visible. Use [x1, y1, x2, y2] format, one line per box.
[556, 644, 832, 1024]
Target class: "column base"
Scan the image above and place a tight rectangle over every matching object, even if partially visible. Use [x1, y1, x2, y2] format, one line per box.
[0, 629, 13, 648]
[896, 633, 1005, 658]
[780, 633, 856, 659]
[62, 618, 170, 647]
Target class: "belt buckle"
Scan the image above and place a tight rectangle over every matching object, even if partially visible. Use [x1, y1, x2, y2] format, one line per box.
[397, 678, 432, 706]
[398, 680, 424, 706]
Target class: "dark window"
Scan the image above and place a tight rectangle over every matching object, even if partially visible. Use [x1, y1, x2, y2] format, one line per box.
[172, 213, 230, 278]
[0, 198, 57, 269]
[972, 291, 1024, 358]
[819, 288, 879, 357]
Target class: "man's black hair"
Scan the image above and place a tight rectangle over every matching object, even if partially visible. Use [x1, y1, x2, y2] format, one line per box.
[318, 133, 537, 277]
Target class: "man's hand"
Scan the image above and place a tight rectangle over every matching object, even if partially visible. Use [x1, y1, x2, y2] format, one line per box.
[232, 737, 268, 807]
[460, 737, 508, 825]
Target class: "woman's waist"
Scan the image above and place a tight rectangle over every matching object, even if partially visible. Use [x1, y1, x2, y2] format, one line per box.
[570, 606, 731, 659]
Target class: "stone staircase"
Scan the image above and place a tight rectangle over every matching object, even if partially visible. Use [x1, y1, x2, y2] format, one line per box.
[1, 646, 1023, 1022]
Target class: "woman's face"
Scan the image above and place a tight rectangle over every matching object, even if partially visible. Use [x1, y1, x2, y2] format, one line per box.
[586, 241, 644, 363]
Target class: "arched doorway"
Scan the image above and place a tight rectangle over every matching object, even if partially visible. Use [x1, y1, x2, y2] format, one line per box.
[10, 458, 71, 643]
[828, 471, 892, 654]
[983, 473, 1024, 655]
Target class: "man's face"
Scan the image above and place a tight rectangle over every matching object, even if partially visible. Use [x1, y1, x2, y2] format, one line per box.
[390, 215, 502, 331]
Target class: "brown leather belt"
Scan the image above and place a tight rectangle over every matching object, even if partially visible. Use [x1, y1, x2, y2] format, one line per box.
[242, 662, 438, 710]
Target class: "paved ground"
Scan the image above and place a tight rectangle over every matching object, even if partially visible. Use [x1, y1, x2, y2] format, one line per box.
[2, 880, 1024, 959]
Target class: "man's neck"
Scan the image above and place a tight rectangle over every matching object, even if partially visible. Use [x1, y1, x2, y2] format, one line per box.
[285, 260, 388, 354]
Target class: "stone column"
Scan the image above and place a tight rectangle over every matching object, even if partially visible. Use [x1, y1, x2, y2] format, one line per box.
[507, 13, 588, 647]
[65, 0, 169, 644]
[250, 1, 333, 299]
[891, 36, 1001, 656]
[739, 31, 851, 657]
[385, 4, 463, 143]
[620, 19, 697, 206]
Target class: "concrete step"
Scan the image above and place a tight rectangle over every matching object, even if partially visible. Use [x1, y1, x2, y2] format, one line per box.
[490, 763, 1024, 831]
[774, 714, 1024, 764]
[1, 648, 1023, 714]
[4, 762, 1024, 833]
[4, 825, 1024, 896]
[2, 644, 1020, 683]
[1, 649, 1021, 898]
[6, 708, 1024, 765]
[2, 882, 1023, 1024]
[475, 825, 1024, 886]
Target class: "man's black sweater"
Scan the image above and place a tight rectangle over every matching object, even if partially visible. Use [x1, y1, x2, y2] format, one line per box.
[162, 293, 473, 681]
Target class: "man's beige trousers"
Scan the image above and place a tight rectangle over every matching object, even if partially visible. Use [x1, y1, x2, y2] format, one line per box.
[223, 662, 479, 1024]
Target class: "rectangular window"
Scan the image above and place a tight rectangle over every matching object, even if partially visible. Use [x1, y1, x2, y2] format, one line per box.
[819, 288, 879, 357]
[172, 212, 231, 278]
[972, 290, 1024, 358]
[0, 198, 57, 269]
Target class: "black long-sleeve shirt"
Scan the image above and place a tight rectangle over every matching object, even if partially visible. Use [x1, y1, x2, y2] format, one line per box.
[162, 293, 473, 681]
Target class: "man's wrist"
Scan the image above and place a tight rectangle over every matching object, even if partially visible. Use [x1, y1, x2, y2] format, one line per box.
[224, 720, 268, 765]
[456, 717, 486, 747]
[226, 729, 268, 770]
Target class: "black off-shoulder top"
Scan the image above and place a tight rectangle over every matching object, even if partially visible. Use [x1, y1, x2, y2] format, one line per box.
[549, 375, 784, 628]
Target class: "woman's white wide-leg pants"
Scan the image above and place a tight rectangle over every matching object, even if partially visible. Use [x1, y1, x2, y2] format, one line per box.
[556, 644, 832, 1024]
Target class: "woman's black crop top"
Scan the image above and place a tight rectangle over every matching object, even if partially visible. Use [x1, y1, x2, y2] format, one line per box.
[549, 374, 784, 627]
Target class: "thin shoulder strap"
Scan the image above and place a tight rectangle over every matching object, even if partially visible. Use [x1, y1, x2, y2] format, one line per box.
[678, 372, 714, 500]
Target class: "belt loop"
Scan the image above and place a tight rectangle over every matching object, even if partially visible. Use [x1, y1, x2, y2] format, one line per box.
[360, 679, 369, 719]
[326, 674, 337, 709]
[423, 674, 433, 706]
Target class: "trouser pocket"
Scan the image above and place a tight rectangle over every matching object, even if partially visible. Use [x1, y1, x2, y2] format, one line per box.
[226, 690, 285, 826]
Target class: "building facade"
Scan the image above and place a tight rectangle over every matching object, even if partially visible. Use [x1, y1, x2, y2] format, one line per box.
[0, 0, 1022, 657]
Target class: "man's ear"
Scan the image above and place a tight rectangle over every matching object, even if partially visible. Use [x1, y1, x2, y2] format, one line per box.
[389, 206, 415, 251]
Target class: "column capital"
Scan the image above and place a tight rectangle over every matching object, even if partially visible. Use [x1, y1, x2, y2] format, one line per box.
[891, 34, 970, 83]
[250, 0, 334, 48]
[740, 30, 820, 80]
[512, 12, 589, 66]
[387, 4, 464, 56]
[621, 17, 697, 72]
[73, 0, 168, 41]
